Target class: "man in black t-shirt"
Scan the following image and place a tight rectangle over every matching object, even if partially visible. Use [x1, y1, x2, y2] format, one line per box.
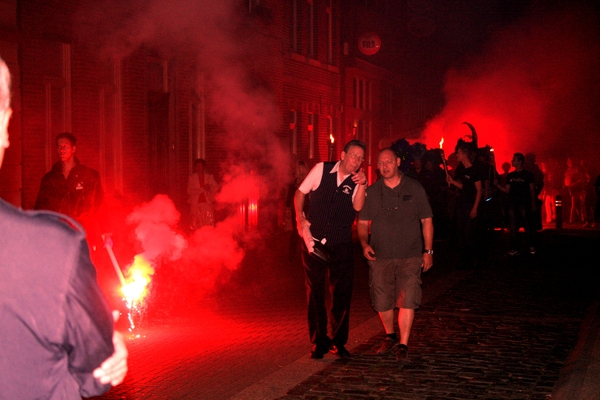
[495, 153, 537, 255]
[447, 140, 483, 269]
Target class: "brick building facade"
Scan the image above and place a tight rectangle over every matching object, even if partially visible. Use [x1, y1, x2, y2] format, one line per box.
[0, 0, 412, 229]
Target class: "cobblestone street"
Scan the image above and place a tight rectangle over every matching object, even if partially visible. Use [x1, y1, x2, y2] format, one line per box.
[93, 228, 600, 399]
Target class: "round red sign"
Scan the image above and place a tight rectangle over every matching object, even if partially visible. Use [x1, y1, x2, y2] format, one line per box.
[358, 32, 381, 55]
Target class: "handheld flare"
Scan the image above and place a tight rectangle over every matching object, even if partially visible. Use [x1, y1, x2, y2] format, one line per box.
[102, 233, 126, 286]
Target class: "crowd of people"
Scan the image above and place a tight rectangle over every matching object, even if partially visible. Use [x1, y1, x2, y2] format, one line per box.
[402, 141, 599, 260]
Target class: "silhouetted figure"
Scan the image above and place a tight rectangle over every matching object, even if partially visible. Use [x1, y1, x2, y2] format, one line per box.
[580, 159, 594, 228]
[446, 140, 483, 269]
[594, 174, 600, 228]
[540, 159, 561, 224]
[524, 153, 544, 231]
[424, 153, 450, 238]
[497, 161, 512, 228]
[564, 157, 586, 224]
[495, 153, 537, 256]
[477, 147, 503, 230]
[187, 158, 219, 230]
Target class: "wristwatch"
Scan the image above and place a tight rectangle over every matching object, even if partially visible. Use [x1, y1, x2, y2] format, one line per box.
[423, 249, 434, 255]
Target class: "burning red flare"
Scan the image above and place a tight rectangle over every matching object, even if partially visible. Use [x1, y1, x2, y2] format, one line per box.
[120, 254, 155, 331]
[121, 254, 154, 305]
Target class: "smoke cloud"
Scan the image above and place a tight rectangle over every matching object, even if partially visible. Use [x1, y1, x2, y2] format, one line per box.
[75, 0, 290, 200]
[124, 195, 248, 315]
[73, 0, 293, 311]
[127, 194, 187, 262]
[421, 2, 600, 167]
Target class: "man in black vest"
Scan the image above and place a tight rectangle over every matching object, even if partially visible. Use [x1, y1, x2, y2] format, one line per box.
[294, 140, 367, 359]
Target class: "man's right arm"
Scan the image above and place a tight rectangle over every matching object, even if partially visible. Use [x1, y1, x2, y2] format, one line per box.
[294, 189, 308, 237]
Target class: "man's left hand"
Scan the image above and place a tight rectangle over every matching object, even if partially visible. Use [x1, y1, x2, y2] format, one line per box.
[422, 253, 433, 272]
[93, 311, 128, 386]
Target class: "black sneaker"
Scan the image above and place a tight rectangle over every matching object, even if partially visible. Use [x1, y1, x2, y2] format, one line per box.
[376, 337, 399, 354]
[309, 344, 328, 359]
[396, 344, 409, 362]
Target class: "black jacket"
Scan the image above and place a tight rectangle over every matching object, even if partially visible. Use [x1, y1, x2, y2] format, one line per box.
[35, 158, 103, 219]
[0, 198, 114, 399]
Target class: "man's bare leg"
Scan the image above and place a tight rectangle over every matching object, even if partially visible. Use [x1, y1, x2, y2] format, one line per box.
[396, 308, 414, 361]
[398, 308, 414, 345]
[378, 309, 395, 334]
[376, 309, 399, 354]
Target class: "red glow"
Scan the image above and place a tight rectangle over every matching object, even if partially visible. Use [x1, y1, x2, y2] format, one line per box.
[420, 6, 600, 168]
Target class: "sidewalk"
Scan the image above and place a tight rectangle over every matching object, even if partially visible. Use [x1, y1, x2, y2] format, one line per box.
[93, 227, 600, 399]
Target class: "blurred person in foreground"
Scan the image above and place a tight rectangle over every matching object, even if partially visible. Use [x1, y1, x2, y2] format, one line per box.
[0, 56, 127, 399]
[358, 148, 433, 362]
[295, 140, 367, 359]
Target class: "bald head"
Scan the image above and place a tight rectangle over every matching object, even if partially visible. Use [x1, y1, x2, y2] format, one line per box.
[377, 148, 401, 181]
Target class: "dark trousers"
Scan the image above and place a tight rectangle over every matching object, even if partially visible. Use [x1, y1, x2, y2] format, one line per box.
[456, 203, 478, 268]
[508, 203, 534, 249]
[301, 241, 354, 348]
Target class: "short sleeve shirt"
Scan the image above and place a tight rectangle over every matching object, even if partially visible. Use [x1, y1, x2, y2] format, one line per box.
[298, 161, 360, 201]
[359, 174, 433, 259]
[453, 163, 484, 206]
[507, 169, 534, 205]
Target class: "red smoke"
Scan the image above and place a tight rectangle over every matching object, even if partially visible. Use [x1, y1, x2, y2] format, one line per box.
[124, 195, 248, 317]
[422, 3, 600, 168]
[127, 194, 187, 262]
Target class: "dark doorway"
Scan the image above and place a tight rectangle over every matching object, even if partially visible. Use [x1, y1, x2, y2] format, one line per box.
[148, 92, 171, 196]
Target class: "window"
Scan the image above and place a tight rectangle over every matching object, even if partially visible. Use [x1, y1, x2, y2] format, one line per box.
[308, 0, 316, 58]
[308, 113, 315, 159]
[290, 110, 298, 154]
[291, 0, 298, 52]
[353, 78, 358, 109]
[326, 0, 333, 64]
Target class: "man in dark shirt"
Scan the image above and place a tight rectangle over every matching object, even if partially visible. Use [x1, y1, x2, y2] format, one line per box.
[495, 152, 537, 255]
[0, 55, 127, 399]
[446, 140, 483, 269]
[358, 148, 433, 361]
[35, 132, 103, 219]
